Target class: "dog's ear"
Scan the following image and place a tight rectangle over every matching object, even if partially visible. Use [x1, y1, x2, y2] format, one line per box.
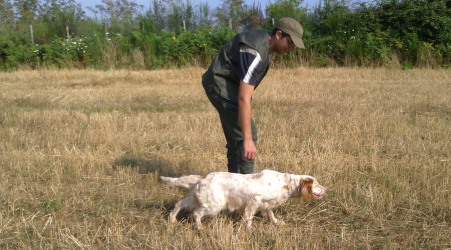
[298, 178, 313, 201]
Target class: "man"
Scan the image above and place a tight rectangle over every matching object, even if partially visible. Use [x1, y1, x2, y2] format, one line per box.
[202, 17, 305, 174]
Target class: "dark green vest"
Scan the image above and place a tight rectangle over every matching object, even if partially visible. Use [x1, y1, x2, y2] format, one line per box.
[202, 29, 271, 103]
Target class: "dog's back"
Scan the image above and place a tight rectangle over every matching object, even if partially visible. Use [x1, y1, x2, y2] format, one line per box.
[194, 170, 291, 209]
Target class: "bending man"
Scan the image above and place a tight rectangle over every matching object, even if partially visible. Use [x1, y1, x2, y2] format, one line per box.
[202, 17, 305, 174]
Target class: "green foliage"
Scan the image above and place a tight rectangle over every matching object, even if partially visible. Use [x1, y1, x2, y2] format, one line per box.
[151, 27, 235, 68]
[0, 0, 449, 70]
[0, 0, 15, 25]
[50, 37, 89, 66]
[307, 0, 450, 67]
[309, 0, 354, 64]
[264, 0, 308, 29]
[39, 0, 86, 38]
[0, 29, 38, 70]
[374, 0, 450, 66]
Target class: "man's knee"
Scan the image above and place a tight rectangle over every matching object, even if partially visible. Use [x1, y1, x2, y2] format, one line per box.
[239, 160, 254, 174]
[227, 164, 239, 173]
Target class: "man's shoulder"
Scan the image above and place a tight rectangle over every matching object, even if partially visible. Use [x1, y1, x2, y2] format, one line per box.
[239, 29, 270, 37]
[236, 29, 270, 50]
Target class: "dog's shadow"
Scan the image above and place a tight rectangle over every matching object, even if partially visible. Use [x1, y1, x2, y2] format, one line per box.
[170, 209, 245, 226]
[112, 153, 179, 176]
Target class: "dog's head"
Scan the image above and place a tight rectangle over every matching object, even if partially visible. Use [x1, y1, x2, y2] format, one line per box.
[299, 177, 327, 200]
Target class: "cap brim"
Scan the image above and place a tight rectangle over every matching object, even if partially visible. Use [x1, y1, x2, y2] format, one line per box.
[291, 35, 305, 49]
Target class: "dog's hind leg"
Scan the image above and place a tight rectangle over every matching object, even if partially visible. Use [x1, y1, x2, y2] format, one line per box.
[169, 194, 196, 224]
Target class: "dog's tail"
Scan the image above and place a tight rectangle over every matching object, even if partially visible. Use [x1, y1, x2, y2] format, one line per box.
[159, 175, 202, 189]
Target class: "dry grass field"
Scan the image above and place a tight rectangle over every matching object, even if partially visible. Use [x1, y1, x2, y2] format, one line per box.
[0, 68, 450, 249]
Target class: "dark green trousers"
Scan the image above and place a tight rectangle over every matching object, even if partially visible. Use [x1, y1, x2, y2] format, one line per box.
[205, 89, 257, 174]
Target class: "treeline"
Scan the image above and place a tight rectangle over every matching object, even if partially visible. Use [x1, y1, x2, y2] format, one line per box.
[0, 0, 449, 70]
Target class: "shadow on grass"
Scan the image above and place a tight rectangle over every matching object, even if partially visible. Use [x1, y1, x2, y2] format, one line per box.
[164, 210, 246, 228]
[112, 154, 190, 217]
[112, 153, 179, 176]
[132, 197, 176, 212]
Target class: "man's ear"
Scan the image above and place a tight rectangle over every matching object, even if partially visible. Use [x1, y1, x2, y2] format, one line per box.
[275, 30, 284, 40]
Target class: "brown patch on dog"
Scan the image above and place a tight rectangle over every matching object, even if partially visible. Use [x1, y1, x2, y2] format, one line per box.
[251, 173, 263, 179]
[282, 185, 289, 191]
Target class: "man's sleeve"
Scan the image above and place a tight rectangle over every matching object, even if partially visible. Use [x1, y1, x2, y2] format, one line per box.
[237, 44, 263, 86]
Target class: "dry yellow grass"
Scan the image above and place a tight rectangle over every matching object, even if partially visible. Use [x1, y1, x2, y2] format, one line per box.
[0, 68, 450, 249]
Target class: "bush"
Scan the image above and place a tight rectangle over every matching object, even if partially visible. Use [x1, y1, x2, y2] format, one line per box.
[0, 30, 37, 70]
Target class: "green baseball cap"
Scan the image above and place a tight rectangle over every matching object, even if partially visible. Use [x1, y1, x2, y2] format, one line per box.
[276, 17, 305, 49]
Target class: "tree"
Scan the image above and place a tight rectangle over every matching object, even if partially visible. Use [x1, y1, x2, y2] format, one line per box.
[40, 0, 86, 38]
[184, 1, 194, 31]
[0, 0, 15, 26]
[214, 0, 265, 31]
[167, 1, 194, 32]
[194, 2, 213, 28]
[167, 3, 183, 32]
[241, 2, 264, 29]
[147, 0, 168, 32]
[214, 0, 247, 31]
[264, 0, 307, 29]
[13, 0, 41, 24]
[89, 0, 143, 33]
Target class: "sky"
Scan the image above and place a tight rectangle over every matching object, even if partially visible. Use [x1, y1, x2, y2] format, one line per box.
[77, 0, 322, 16]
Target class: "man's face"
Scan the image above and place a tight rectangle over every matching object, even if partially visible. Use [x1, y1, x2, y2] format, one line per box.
[274, 30, 296, 54]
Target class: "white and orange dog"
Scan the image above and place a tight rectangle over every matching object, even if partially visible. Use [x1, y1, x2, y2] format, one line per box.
[160, 169, 327, 230]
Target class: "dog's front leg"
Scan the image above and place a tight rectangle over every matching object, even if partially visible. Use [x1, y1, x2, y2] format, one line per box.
[193, 207, 207, 230]
[265, 210, 285, 225]
[243, 199, 259, 231]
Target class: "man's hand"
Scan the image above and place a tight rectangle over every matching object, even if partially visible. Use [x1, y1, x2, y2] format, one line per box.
[243, 139, 257, 161]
